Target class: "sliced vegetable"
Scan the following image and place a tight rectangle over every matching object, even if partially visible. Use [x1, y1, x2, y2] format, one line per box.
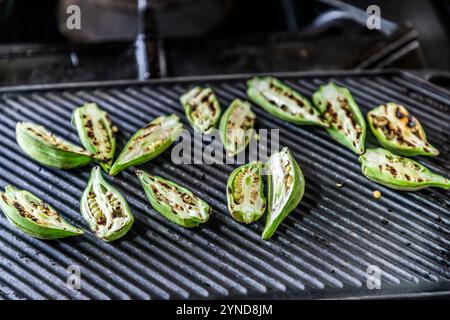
[313, 82, 366, 154]
[110, 114, 183, 176]
[180, 86, 221, 134]
[136, 170, 211, 228]
[0, 185, 83, 239]
[367, 103, 439, 156]
[359, 148, 450, 191]
[226, 161, 266, 224]
[247, 76, 328, 127]
[16, 122, 93, 169]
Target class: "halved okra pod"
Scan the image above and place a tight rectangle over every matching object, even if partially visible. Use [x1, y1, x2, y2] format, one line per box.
[136, 170, 211, 228]
[263, 147, 305, 240]
[367, 103, 439, 157]
[0, 185, 83, 239]
[72, 103, 117, 171]
[359, 148, 450, 191]
[226, 161, 266, 224]
[219, 99, 256, 156]
[109, 114, 183, 176]
[247, 76, 328, 127]
[16, 122, 93, 169]
[313, 82, 366, 154]
[180, 87, 222, 134]
[81, 166, 134, 241]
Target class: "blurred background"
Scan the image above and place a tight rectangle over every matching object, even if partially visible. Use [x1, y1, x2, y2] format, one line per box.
[0, 0, 448, 88]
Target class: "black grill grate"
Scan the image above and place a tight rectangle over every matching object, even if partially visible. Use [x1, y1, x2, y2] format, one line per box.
[0, 71, 449, 299]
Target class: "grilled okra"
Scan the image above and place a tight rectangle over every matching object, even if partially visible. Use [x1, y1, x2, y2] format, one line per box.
[263, 147, 305, 240]
[0, 185, 83, 239]
[313, 82, 366, 154]
[136, 170, 211, 228]
[72, 103, 117, 171]
[81, 166, 134, 241]
[359, 148, 450, 191]
[226, 161, 266, 224]
[219, 99, 256, 156]
[247, 77, 328, 127]
[110, 114, 183, 176]
[16, 122, 93, 169]
[367, 103, 439, 157]
[180, 87, 222, 134]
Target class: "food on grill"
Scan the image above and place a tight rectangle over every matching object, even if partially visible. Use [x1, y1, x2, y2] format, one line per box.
[219, 99, 256, 156]
[372, 190, 382, 199]
[247, 76, 328, 127]
[81, 166, 134, 241]
[136, 170, 211, 228]
[226, 161, 266, 224]
[263, 147, 305, 240]
[0, 185, 83, 239]
[16, 122, 94, 169]
[109, 114, 183, 176]
[72, 103, 117, 172]
[359, 148, 450, 191]
[180, 86, 222, 134]
[367, 103, 439, 157]
[313, 82, 366, 154]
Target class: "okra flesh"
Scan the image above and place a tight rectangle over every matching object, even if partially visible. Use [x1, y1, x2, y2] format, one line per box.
[219, 99, 256, 156]
[367, 103, 439, 157]
[263, 147, 305, 240]
[247, 77, 328, 127]
[0, 185, 83, 239]
[72, 103, 117, 171]
[81, 167, 134, 241]
[137, 170, 211, 228]
[180, 87, 221, 134]
[359, 148, 450, 191]
[227, 162, 266, 224]
[110, 114, 183, 176]
[16, 122, 93, 169]
[313, 83, 366, 154]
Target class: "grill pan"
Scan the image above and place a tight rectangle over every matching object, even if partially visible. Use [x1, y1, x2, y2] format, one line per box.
[0, 70, 449, 300]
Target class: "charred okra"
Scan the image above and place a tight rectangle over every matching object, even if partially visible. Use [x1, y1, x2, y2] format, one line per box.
[247, 77, 328, 127]
[110, 114, 183, 176]
[136, 170, 211, 228]
[263, 147, 305, 240]
[72, 103, 117, 171]
[81, 166, 134, 241]
[219, 99, 256, 156]
[180, 87, 222, 134]
[0, 185, 83, 239]
[359, 148, 450, 191]
[313, 82, 366, 154]
[16, 122, 93, 169]
[367, 103, 439, 157]
[226, 162, 266, 224]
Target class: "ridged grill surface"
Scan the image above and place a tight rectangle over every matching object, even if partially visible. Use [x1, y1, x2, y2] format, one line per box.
[0, 71, 449, 299]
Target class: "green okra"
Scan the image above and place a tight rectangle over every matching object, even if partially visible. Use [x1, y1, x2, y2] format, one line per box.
[313, 82, 366, 154]
[0, 185, 83, 239]
[81, 166, 134, 241]
[226, 161, 266, 224]
[247, 76, 328, 127]
[359, 148, 450, 191]
[180, 86, 222, 134]
[136, 170, 211, 228]
[367, 103, 439, 157]
[72, 103, 117, 172]
[219, 99, 256, 156]
[109, 114, 183, 176]
[16, 122, 93, 169]
[263, 147, 305, 240]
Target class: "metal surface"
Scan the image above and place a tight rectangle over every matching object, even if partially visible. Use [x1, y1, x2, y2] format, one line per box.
[0, 70, 449, 300]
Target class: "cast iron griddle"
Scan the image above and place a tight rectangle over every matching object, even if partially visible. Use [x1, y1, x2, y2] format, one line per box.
[0, 70, 449, 299]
